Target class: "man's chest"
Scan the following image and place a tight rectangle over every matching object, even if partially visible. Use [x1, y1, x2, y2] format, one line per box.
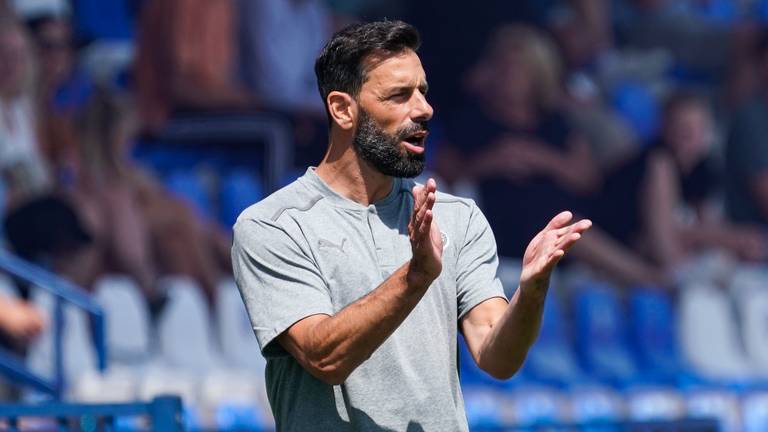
[299, 208, 458, 312]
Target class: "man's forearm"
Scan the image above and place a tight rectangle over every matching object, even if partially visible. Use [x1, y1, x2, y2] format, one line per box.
[300, 261, 434, 383]
[477, 285, 546, 379]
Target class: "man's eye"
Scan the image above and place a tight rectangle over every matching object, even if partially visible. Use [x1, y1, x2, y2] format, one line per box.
[389, 92, 409, 100]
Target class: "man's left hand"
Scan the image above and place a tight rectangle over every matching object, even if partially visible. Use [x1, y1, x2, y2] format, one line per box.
[519, 211, 592, 298]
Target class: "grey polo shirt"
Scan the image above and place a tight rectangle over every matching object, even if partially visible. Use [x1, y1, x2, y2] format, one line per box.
[231, 168, 506, 431]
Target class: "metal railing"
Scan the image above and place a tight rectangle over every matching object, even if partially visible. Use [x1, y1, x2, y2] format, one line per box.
[0, 395, 183, 431]
[0, 249, 106, 398]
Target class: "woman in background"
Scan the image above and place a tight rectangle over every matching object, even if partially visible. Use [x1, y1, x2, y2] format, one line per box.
[442, 24, 668, 287]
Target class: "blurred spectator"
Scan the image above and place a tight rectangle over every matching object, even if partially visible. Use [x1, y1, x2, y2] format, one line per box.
[444, 24, 599, 258]
[0, 15, 51, 203]
[70, 90, 232, 306]
[596, 92, 766, 276]
[134, 0, 253, 133]
[548, 3, 638, 170]
[24, 12, 92, 116]
[22, 10, 93, 185]
[0, 294, 45, 347]
[237, 0, 329, 114]
[0, 14, 98, 292]
[725, 31, 768, 229]
[237, 0, 331, 167]
[440, 23, 666, 286]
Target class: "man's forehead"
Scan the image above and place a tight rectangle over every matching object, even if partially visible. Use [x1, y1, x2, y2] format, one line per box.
[361, 50, 427, 88]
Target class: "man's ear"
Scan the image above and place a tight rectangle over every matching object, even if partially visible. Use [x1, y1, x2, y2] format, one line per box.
[327, 91, 356, 130]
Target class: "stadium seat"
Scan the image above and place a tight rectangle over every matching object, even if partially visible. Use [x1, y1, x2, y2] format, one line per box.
[610, 81, 659, 142]
[71, 0, 134, 41]
[507, 385, 568, 427]
[742, 391, 768, 432]
[686, 389, 742, 432]
[215, 279, 266, 374]
[462, 386, 508, 430]
[138, 366, 202, 430]
[93, 275, 151, 364]
[730, 267, 768, 377]
[624, 387, 686, 421]
[156, 277, 221, 372]
[27, 289, 98, 388]
[163, 170, 214, 221]
[628, 287, 685, 383]
[219, 170, 264, 228]
[201, 370, 272, 431]
[568, 385, 624, 424]
[679, 282, 754, 381]
[71, 366, 138, 403]
[573, 281, 638, 385]
[522, 287, 587, 386]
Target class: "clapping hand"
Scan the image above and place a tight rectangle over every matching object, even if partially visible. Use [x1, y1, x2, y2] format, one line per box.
[408, 178, 443, 284]
[519, 211, 592, 296]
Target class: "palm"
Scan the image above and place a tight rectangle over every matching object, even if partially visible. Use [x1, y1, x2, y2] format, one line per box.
[519, 212, 592, 292]
[409, 179, 442, 279]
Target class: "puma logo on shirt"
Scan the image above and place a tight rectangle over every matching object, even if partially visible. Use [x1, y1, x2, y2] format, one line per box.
[318, 238, 347, 253]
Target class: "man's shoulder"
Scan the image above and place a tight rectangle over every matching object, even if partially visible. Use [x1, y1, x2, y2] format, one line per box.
[234, 176, 323, 228]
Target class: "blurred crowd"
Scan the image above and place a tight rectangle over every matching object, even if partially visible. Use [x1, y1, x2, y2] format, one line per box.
[0, 0, 767, 415]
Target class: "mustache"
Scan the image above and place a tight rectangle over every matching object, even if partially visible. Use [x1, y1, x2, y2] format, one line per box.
[395, 121, 429, 141]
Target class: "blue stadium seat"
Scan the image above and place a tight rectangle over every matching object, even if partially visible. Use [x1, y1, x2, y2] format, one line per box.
[458, 335, 508, 389]
[573, 281, 639, 386]
[215, 403, 266, 431]
[521, 290, 588, 387]
[72, 0, 134, 42]
[219, 170, 264, 228]
[610, 82, 659, 142]
[628, 287, 687, 384]
[742, 391, 768, 432]
[163, 170, 214, 221]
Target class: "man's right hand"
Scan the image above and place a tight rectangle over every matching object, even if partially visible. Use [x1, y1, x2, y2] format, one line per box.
[408, 178, 443, 285]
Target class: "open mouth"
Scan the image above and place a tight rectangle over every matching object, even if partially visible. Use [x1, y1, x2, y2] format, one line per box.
[402, 131, 428, 147]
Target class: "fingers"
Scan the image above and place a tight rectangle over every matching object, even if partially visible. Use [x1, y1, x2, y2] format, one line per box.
[544, 211, 573, 231]
[414, 192, 436, 236]
[411, 178, 437, 215]
[554, 218, 592, 237]
[410, 179, 438, 241]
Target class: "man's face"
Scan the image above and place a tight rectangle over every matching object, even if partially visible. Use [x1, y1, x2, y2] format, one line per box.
[352, 50, 433, 178]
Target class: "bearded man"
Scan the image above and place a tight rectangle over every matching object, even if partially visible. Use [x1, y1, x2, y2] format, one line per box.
[231, 20, 591, 431]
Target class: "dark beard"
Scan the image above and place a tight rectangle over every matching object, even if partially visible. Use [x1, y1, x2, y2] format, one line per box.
[352, 109, 427, 178]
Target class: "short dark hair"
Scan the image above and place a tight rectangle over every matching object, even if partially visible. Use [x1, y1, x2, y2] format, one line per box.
[314, 20, 421, 123]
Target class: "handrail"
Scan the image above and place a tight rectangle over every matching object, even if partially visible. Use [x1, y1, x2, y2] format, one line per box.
[0, 249, 107, 397]
[0, 395, 183, 431]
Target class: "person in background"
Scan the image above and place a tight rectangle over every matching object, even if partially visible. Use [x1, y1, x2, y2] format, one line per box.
[22, 10, 93, 187]
[71, 90, 232, 307]
[726, 31, 768, 231]
[237, 0, 334, 168]
[440, 24, 666, 287]
[0, 15, 51, 204]
[596, 92, 766, 279]
[134, 0, 253, 134]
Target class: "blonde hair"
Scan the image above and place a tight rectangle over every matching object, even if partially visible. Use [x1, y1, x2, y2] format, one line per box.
[471, 24, 563, 109]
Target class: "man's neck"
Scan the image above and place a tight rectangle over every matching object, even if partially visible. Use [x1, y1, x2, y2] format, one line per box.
[316, 135, 394, 207]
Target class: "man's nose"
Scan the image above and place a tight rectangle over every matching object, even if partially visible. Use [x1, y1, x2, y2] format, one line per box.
[411, 92, 433, 122]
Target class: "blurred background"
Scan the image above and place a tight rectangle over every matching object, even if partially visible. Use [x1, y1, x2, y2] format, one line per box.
[2, 0, 768, 430]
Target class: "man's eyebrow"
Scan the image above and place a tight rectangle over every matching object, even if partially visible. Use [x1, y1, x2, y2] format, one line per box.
[384, 81, 429, 96]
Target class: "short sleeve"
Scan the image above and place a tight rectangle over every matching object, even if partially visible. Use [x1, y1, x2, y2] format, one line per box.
[232, 217, 333, 358]
[455, 201, 507, 320]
